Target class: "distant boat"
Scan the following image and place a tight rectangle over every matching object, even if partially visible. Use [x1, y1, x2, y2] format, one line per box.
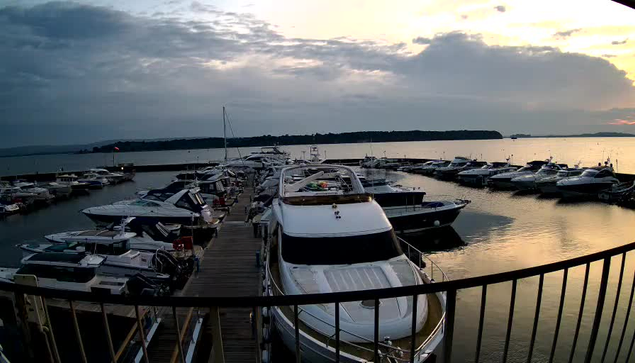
[511, 136, 518, 140]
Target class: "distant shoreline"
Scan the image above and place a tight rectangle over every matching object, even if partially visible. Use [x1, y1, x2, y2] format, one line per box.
[509, 132, 635, 139]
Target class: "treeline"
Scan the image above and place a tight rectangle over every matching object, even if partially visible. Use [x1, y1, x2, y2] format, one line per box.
[87, 130, 503, 153]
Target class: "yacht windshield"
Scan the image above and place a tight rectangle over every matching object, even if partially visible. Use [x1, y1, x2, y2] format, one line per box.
[581, 169, 599, 178]
[281, 230, 403, 265]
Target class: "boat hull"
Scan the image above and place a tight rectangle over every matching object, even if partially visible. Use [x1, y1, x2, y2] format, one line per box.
[557, 182, 616, 199]
[457, 174, 488, 187]
[385, 203, 466, 234]
[83, 212, 198, 227]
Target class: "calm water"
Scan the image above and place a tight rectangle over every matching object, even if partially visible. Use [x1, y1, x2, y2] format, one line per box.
[2, 139, 635, 362]
[2, 137, 635, 176]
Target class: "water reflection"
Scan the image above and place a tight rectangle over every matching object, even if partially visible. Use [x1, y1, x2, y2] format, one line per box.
[401, 226, 466, 252]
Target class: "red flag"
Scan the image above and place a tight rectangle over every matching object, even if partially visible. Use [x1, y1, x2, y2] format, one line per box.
[114, 147, 120, 151]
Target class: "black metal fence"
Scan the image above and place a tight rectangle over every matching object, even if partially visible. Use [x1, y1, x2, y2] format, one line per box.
[1, 240, 635, 362]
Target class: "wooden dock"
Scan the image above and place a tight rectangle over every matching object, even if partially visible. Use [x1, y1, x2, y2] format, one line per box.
[150, 189, 262, 363]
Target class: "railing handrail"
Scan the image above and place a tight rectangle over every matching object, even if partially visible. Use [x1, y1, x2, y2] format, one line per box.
[3, 240, 634, 307]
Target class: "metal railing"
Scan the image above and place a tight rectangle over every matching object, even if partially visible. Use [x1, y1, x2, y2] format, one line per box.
[2, 240, 635, 362]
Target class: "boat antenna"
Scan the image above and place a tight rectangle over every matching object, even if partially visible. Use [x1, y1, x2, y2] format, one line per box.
[223, 106, 228, 163]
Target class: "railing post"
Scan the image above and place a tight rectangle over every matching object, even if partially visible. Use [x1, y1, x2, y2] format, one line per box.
[614, 269, 635, 363]
[69, 300, 88, 363]
[569, 263, 591, 363]
[210, 306, 225, 363]
[410, 294, 419, 363]
[601, 253, 626, 363]
[502, 279, 518, 363]
[549, 268, 568, 363]
[100, 303, 117, 363]
[527, 274, 544, 363]
[474, 285, 487, 363]
[172, 306, 186, 363]
[294, 304, 301, 363]
[335, 302, 340, 363]
[134, 305, 150, 363]
[584, 257, 612, 363]
[444, 289, 457, 363]
[374, 298, 380, 362]
[41, 297, 61, 363]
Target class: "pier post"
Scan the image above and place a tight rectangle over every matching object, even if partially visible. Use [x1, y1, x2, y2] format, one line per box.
[209, 307, 225, 363]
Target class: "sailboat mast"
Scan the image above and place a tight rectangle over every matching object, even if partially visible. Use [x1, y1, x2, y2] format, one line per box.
[223, 106, 227, 162]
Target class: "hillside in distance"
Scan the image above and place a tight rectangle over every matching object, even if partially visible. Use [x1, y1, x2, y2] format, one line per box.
[88, 130, 503, 153]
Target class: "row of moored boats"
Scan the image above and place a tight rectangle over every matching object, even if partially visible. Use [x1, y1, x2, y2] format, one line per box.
[0, 168, 135, 216]
[362, 155, 634, 202]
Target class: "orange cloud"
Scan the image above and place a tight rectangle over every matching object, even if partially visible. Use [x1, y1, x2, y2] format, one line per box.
[608, 119, 635, 125]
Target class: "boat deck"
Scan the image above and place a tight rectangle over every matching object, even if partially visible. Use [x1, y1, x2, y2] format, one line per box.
[151, 188, 262, 363]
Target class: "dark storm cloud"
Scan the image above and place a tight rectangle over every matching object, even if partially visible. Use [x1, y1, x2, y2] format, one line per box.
[0, 2, 634, 147]
[494, 5, 506, 13]
[553, 28, 582, 39]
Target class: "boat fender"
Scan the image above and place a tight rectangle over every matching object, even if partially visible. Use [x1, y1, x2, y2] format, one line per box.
[433, 220, 440, 227]
[263, 327, 270, 342]
[262, 307, 269, 317]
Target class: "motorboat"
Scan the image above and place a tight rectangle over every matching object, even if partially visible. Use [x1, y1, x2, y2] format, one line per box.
[43, 219, 178, 252]
[79, 172, 109, 188]
[56, 174, 91, 191]
[510, 160, 567, 191]
[457, 161, 518, 186]
[265, 164, 445, 362]
[487, 160, 548, 189]
[556, 166, 620, 199]
[536, 168, 585, 195]
[1, 203, 21, 215]
[17, 236, 193, 287]
[82, 188, 215, 226]
[13, 182, 53, 202]
[382, 198, 470, 234]
[307, 145, 324, 164]
[41, 182, 72, 198]
[0, 253, 130, 294]
[416, 160, 451, 176]
[359, 156, 378, 168]
[598, 181, 635, 204]
[90, 168, 125, 184]
[433, 157, 471, 179]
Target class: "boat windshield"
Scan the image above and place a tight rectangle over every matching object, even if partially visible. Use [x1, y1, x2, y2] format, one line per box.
[281, 230, 403, 265]
[581, 169, 599, 178]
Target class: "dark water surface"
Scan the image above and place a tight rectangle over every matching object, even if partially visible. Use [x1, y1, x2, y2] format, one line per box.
[2, 165, 635, 361]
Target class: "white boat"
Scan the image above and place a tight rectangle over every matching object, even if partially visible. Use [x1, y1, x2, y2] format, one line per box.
[79, 172, 109, 188]
[487, 160, 548, 189]
[82, 188, 215, 226]
[90, 168, 125, 184]
[265, 164, 445, 362]
[56, 174, 91, 191]
[536, 168, 585, 195]
[457, 161, 518, 186]
[0, 203, 21, 215]
[1, 253, 129, 295]
[510, 160, 566, 191]
[556, 165, 620, 199]
[13, 182, 53, 202]
[43, 222, 177, 252]
[41, 182, 73, 198]
[416, 160, 451, 176]
[433, 156, 471, 179]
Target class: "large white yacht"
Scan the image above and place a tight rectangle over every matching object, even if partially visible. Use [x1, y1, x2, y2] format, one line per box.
[487, 160, 548, 189]
[457, 161, 517, 186]
[510, 160, 566, 191]
[82, 188, 214, 226]
[556, 165, 620, 198]
[265, 164, 445, 362]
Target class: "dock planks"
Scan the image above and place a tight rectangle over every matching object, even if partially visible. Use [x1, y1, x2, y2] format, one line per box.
[151, 189, 262, 363]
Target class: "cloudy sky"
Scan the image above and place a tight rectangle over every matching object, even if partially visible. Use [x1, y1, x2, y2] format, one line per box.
[1, 0, 635, 147]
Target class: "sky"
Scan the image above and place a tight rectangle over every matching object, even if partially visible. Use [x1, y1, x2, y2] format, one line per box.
[1, 0, 635, 147]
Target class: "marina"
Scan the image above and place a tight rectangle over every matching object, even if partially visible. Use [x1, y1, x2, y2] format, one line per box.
[1, 141, 635, 362]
